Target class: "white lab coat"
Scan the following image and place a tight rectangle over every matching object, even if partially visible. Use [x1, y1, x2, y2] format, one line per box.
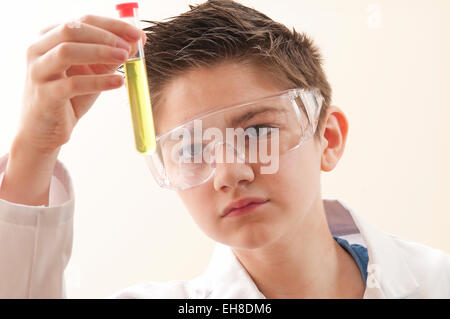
[0, 152, 449, 298]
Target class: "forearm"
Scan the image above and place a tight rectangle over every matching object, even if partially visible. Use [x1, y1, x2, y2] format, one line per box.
[0, 150, 75, 299]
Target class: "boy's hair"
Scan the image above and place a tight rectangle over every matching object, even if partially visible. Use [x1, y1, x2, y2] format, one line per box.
[136, 0, 332, 138]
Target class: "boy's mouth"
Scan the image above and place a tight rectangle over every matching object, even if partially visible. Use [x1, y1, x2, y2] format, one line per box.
[221, 197, 269, 217]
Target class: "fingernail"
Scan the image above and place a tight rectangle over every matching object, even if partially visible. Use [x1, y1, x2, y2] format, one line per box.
[125, 27, 140, 40]
[116, 38, 131, 51]
[112, 48, 128, 61]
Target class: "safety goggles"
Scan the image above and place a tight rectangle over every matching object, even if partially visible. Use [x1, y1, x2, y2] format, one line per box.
[144, 88, 324, 190]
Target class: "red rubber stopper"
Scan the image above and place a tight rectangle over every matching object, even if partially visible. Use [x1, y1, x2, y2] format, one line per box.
[116, 2, 139, 18]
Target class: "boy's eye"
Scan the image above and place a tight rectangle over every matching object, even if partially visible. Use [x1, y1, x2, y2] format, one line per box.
[178, 143, 203, 160]
[245, 125, 277, 138]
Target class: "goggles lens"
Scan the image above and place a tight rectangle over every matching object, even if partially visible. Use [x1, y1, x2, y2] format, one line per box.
[145, 88, 323, 190]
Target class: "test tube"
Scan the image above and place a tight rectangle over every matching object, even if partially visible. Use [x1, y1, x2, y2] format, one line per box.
[116, 2, 156, 154]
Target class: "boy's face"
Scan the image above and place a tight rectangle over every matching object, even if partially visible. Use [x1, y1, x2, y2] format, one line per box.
[157, 60, 324, 249]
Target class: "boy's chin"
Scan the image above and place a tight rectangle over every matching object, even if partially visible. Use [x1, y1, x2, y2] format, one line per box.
[223, 226, 284, 251]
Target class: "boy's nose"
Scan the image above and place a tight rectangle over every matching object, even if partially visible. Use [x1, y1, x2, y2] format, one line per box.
[211, 142, 255, 192]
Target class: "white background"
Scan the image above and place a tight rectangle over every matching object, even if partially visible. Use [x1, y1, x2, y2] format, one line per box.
[0, 0, 449, 298]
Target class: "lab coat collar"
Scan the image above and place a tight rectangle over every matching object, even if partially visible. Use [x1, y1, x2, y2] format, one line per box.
[199, 199, 420, 299]
[338, 199, 421, 298]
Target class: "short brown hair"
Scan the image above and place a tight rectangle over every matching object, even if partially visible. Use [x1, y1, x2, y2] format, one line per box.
[127, 0, 332, 137]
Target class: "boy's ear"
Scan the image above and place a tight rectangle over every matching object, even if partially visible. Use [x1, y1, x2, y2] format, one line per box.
[319, 105, 349, 172]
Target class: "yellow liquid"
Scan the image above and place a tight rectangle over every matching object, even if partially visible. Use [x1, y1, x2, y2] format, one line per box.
[124, 57, 156, 154]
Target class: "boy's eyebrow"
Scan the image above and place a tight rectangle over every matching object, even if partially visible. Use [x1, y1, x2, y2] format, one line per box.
[165, 105, 286, 141]
[230, 106, 286, 127]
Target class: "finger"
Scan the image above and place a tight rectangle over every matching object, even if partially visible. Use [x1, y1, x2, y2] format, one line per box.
[80, 15, 147, 58]
[128, 30, 147, 56]
[66, 64, 95, 77]
[44, 74, 125, 101]
[75, 14, 144, 43]
[29, 21, 132, 58]
[89, 63, 124, 75]
[86, 30, 146, 75]
[67, 62, 123, 77]
[33, 43, 129, 81]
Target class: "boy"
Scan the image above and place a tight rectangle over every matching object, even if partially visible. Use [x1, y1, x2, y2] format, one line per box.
[0, 0, 449, 298]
